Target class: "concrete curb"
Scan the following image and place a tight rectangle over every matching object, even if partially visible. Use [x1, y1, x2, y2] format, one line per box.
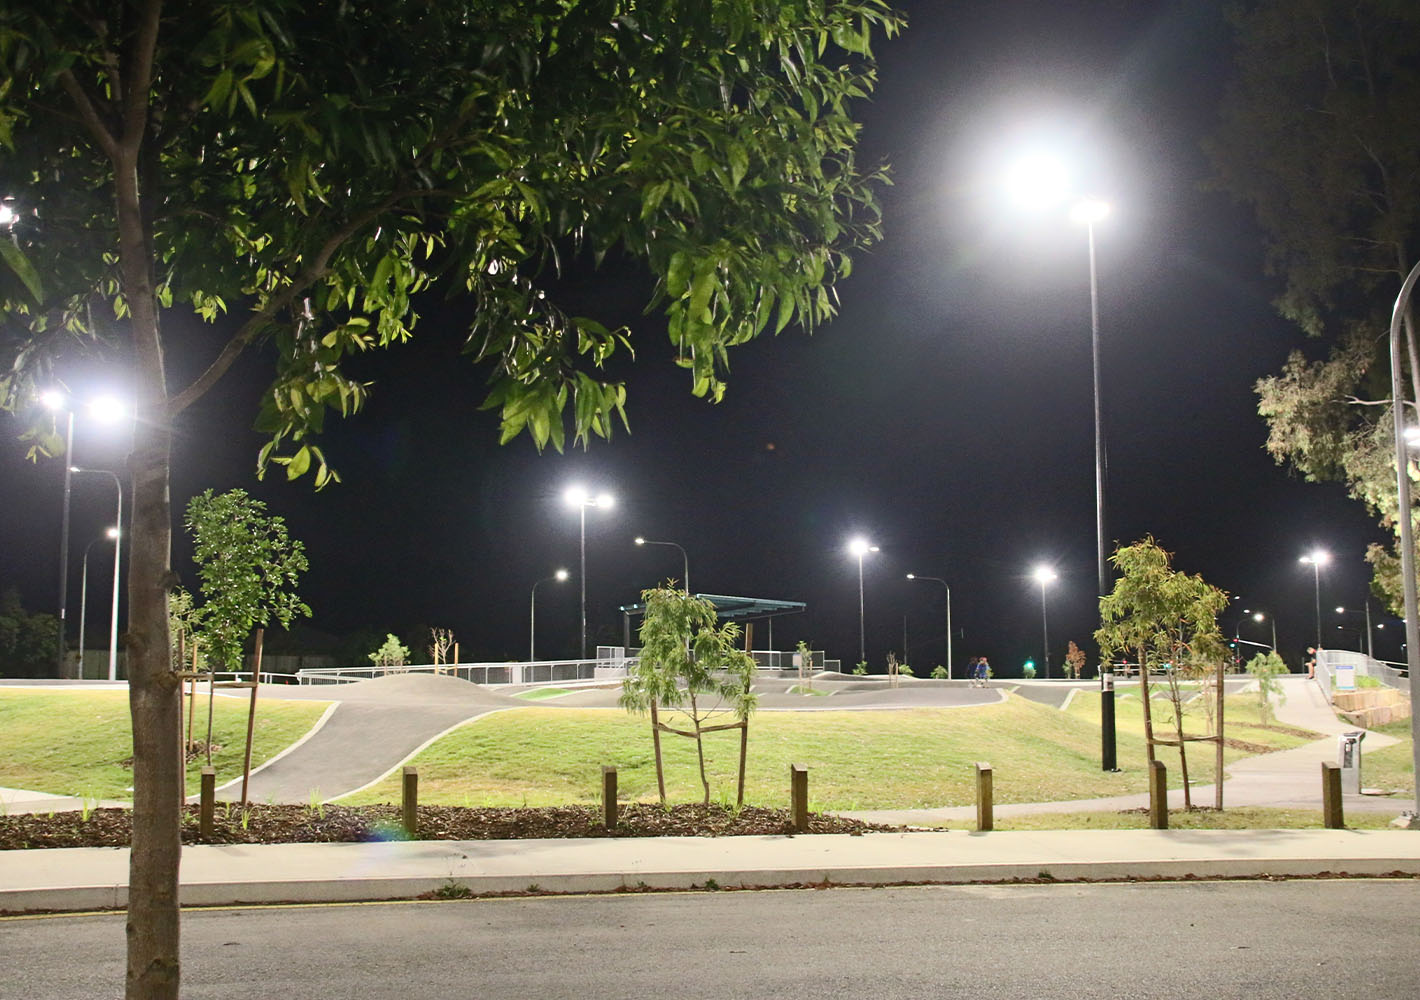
[5, 830, 1418, 914]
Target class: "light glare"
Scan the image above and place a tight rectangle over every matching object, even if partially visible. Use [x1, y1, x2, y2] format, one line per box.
[1004, 153, 1071, 212]
[1070, 199, 1111, 225]
[1031, 565, 1057, 585]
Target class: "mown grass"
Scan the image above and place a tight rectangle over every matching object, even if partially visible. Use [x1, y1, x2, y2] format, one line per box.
[514, 687, 573, 701]
[0, 688, 330, 800]
[1363, 718, 1416, 795]
[339, 691, 1314, 811]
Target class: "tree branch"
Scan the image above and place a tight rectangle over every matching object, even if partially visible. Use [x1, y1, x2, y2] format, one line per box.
[57, 70, 119, 160]
[167, 191, 413, 416]
[122, 0, 164, 152]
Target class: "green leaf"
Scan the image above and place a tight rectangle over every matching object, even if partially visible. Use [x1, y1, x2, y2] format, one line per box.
[0, 239, 44, 305]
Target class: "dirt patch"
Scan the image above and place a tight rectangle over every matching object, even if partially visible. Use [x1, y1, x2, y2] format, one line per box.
[0, 803, 899, 851]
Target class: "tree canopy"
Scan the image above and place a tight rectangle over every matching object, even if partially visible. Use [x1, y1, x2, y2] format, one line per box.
[184, 488, 309, 672]
[1, 0, 901, 472]
[1206, 0, 1420, 605]
[0, 3, 903, 996]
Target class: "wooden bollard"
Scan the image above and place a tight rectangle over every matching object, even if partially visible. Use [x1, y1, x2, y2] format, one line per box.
[402, 766, 418, 836]
[1321, 761, 1344, 829]
[602, 765, 618, 829]
[975, 762, 993, 832]
[199, 766, 216, 842]
[1148, 759, 1168, 829]
[790, 763, 809, 832]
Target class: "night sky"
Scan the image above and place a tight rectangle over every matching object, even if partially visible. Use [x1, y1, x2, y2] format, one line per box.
[0, 1, 1392, 675]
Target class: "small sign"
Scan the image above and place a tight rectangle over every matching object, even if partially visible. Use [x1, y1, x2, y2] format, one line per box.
[1335, 664, 1356, 691]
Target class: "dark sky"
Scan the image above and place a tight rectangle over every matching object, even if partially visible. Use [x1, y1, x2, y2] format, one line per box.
[0, 1, 1391, 674]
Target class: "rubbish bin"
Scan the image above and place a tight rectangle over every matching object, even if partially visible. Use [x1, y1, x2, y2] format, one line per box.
[1337, 731, 1366, 794]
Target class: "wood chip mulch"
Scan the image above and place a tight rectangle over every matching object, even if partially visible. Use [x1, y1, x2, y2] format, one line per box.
[0, 803, 900, 851]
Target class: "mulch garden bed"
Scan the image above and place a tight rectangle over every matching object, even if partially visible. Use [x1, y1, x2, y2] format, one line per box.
[0, 802, 900, 851]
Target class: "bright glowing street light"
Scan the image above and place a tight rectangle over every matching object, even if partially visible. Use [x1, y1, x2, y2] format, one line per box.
[564, 485, 614, 659]
[847, 537, 879, 667]
[1031, 565, 1058, 679]
[0, 203, 16, 227]
[40, 390, 132, 678]
[1005, 153, 1114, 601]
[1003, 152, 1071, 211]
[1299, 549, 1330, 653]
[635, 536, 690, 594]
[529, 568, 569, 662]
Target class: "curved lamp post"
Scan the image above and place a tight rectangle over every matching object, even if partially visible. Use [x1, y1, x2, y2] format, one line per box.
[1387, 259, 1420, 803]
[634, 536, 689, 594]
[564, 485, 614, 659]
[1031, 565, 1058, 679]
[77, 527, 119, 680]
[529, 569, 569, 661]
[41, 391, 130, 678]
[847, 537, 879, 666]
[905, 573, 952, 679]
[73, 466, 123, 681]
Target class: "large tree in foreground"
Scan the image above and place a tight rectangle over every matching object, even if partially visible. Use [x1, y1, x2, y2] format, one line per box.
[0, 2, 902, 995]
[1205, 0, 1420, 605]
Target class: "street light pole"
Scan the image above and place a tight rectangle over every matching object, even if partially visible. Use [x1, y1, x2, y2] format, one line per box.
[1386, 257, 1420, 810]
[906, 574, 951, 679]
[75, 467, 123, 681]
[529, 569, 569, 661]
[44, 401, 75, 678]
[634, 537, 690, 594]
[77, 530, 116, 680]
[564, 486, 614, 660]
[848, 538, 878, 667]
[1299, 550, 1329, 653]
[1072, 200, 1111, 600]
[1031, 565, 1057, 679]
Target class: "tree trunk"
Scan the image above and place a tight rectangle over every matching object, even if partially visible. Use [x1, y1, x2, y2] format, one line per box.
[689, 693, 710, 805]
[1170, 688, 1191, 810]
[649, 699, 667, 805]
[1137, 646, 1156, 764]
[113, 85, 181, 997]
[124, 363, 179, 1000]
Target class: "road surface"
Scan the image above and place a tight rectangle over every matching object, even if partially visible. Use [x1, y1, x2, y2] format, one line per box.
[8, 879, 1418, 998]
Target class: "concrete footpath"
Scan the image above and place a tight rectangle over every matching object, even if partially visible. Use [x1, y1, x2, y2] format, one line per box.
[3, 828, 1419, 914]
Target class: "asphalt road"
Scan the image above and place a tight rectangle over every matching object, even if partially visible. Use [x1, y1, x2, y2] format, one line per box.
[10, 880, 1419, 999]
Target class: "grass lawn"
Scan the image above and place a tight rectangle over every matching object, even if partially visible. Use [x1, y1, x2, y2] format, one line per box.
[514, 688, 574, 701]
[0, 688, 330, 801]
[339, 691, 1314, 811]
[1364, 719, 1416, 796]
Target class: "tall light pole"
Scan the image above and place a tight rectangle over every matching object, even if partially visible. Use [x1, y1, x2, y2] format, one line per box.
[634, 537, 689, 594]
[77, 527, 119, 680]
[564, 485, 614, 659]
[1071, 198, 1112, 600]
[41, 391, 130, 678]
[847, 537, 878, 667]
[1031, 565, 1057, 678]
[74, 467, 124, 681]
[41, 392, 75, 677]
[1299, 550, 1330, 653]
[1386, 258, 1420, 808]
[529, 569, 569, 661]
[906, 573, 951, 679]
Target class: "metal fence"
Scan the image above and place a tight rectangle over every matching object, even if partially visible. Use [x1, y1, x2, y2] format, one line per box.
[1314, 648, 1410, 702]
[295, 656, 634, 687]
